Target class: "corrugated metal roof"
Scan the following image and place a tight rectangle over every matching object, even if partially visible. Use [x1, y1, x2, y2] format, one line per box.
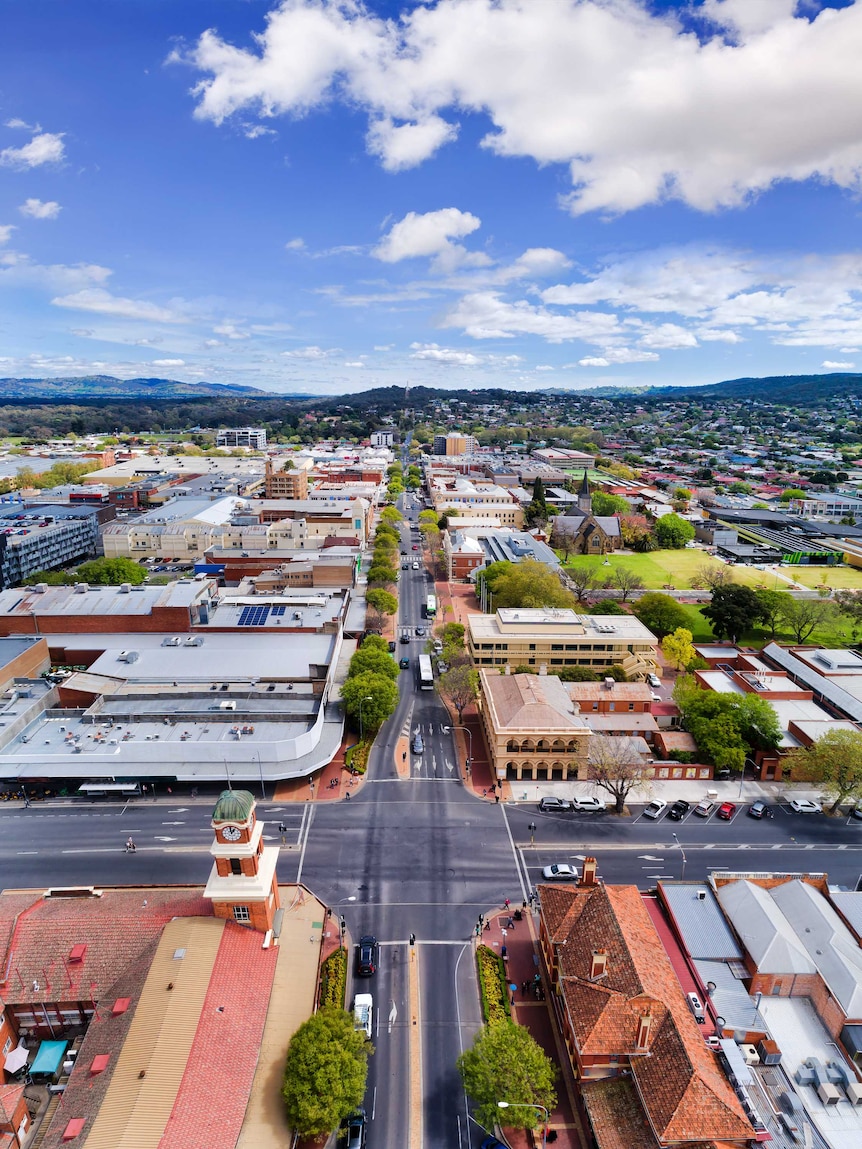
[660, 883, 743, 960]
[83, 916, 224, 1149]
[830, 891, 862, 940]
[762, 643, 862, 723]
[693, 959, 764, 1033]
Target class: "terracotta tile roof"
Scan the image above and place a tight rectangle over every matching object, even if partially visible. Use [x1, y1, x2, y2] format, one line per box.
[547, 883, 752, 1145]
[580, 1077, 657, 1149]
[162, 921, 279, 1149]
[0, 1082, 24, 1115]
[0, 888, 211, 1007]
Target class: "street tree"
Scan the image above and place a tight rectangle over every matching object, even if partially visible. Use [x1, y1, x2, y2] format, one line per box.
[610, 566, 644, 602]
[525, 476, 549, 527]
[74, 557, 147, 585]
[340, 671, 398, 734]
[359, 634, 389, 654]
[653, 513, 695, 549]
[437, 664, 479, 721]
[552, 523, 577, 562]
[661, 627, 696, 670]
[365, 588, 398, 631]
[457, 1021, 557, 1134]
[282, 1008, 370, 1139]
[632, 592, 689, 639]
[777, 596, 834, 644]
[348, 646, 398, 682]
[755, 589, 789, 638]
[565, 564, 597, 604]
[589, 735, 653, 814]
[367, 564, 398, 589]
[789, 728, 862, 814]
[835, 589, 862, 638]
[592, 491, 630, 516]
[702, 584, 767, 643]
[379, 505, 402, 525]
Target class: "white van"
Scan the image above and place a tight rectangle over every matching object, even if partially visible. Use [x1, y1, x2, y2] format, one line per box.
[353, 992, 373, 1039]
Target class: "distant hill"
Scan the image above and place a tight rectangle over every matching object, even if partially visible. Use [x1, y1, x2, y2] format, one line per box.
[0, 375, 272, 400]
[645, 372, 862, 405]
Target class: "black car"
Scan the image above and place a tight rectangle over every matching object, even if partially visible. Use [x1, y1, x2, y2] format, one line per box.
[538, 796, 572, 812]
[667, 799, 691, 821]
[345, 1108, 366, 1149]
[387, 641, 396, 652]
[356, 935, 378, 977]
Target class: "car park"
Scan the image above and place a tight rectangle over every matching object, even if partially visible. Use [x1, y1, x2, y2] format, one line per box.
[716, 801, 737, 820]
[571, 796, 608, 812]
[412, 733, 424, 754]
[693, 799, 714, 817]
[538, 796, 572, 812]
[345, 1109, 367, 1149]
[542, 863, 578, 881]
[643, 799, 667, 820]
[356, 936, 378, 977]
[748, 801, 769, 819]
[667, 799, 691, 821]
[789, 798, 822, 814]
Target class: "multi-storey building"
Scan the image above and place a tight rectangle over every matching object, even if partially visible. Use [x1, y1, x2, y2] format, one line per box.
[263, 459, 309, 499]
[216, 427, 267, 449]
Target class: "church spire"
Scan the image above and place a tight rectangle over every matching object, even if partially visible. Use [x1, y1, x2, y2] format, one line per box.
[577, 469, 591, 515]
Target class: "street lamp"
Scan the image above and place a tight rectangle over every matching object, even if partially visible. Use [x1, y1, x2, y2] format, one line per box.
[671, 832, 687, 881]
[442, 724, 473, 772]
[358, 695, 373, 742]
[497, 1101, 549, 1148]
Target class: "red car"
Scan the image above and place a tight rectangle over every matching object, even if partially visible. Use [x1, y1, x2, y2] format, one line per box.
[412, 544, 419, 551]
[716, 801, 737, 820]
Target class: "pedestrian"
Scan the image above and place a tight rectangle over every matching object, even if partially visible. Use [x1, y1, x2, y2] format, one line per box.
[345, 790, 351, 800]
[522, 980, 529, 997]
[495, 794, 499, 804]
[507, 916, 515, 929]
[484, 919, 491, 931]
[504, 897, 510, 910]
[501, 945, 507, 960]
[125, 837, 136, 853]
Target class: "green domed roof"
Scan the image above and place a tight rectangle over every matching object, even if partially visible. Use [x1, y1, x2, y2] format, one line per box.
[212, 789, 255, 824]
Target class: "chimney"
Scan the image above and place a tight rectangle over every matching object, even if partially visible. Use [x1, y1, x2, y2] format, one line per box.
[581, 856, 598, 887]
[636, 1012, 653, 1050]
[590, 950, 607, 980]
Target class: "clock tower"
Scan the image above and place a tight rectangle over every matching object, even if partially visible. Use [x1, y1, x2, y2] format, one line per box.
[203, 789, 280, 933]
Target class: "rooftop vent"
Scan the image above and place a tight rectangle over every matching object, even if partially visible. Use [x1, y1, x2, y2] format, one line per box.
[184, 636, 203, 647]
[117, 650, 139, 663]
[161, 637, 181, 647]
[118, 583, 131, 593]
[68, 943, 87, 964]
[74, 583, 89, 593]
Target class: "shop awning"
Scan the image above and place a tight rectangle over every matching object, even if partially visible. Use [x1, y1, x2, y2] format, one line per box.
[30, 1040, 68, 1076]
[3, 1042, 29, 1074]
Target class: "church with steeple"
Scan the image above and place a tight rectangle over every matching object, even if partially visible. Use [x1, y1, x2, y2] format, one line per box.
[554, 470, 623, 556]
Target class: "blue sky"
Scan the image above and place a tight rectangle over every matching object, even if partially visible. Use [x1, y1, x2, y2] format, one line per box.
[1, 0, 862, 395]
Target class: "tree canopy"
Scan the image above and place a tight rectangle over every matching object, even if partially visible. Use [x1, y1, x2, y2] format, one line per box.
[341, 671, 398, 734]
[788, 728, 862, 813]
[592, 491, 630, 516]
[632, 592, 689, 639]
[673, 675, 781, 771]
[702, 584, 767, 643]
[282, 1008, 370, 1139]
[437, 664, 479, 722]
[480, 559, 576, 610]
[661, 627, 696, 670]
[588, 735, 652, 813]
[457, 1022, 557, 1133]
[653, 513, 695, 549]
[366, 588, 398, 630]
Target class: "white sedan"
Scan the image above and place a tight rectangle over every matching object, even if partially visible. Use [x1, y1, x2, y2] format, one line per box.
[789, 798, 822, 814]
[542, 863, 578, 881]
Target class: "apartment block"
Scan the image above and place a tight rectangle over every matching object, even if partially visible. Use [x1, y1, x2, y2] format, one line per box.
[216, 427, 267, 449]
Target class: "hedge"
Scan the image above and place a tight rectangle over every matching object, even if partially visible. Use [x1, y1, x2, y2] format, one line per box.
[319, 946, 347, 1010]
[476, 945, 512, 1025]
[345, 741, 369, 774]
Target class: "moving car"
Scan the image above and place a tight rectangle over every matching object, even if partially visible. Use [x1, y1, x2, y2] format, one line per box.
[667, 799, 691, 821]
[401, 562, 409, 570]
[412, 733, 424, 754]
[643, 799, 667, 820]
[345, 1108, 367, 1149]
[716, 801, 737, 820]
[571, 796, 608, 812]
[399, 657, 410, 669]
[693, 799, 714, 817]
[412, 561, 419, 569]
[356, 936, 378, 978]
[748, 800, 769, 819]
[542, 863, 578, 881]
[538, 796, 572, 812]
[415, 626, 426, 636]
[400, 633, 410, 644]
[353, 993, 373, 1039]
[789, 798, 822, 814]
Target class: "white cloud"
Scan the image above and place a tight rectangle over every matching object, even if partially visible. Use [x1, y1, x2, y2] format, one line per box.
[179, 0, 862, 215]
[243, 123, 277, 139]
[282, 345, 338, 359]
[373, 344, 394, 351]
[51, 288, 187, 324]
[0, 225, 14, 245]
[638, 323, 698, 350]
[579, 357, 611, 368]
[212, 322, 249, 339]
[5, 118, 39, 131]
[152, 358, 186, 367]
[19, 198, 61, 220]
[443, 291, 624, 343]
[285, 237, 306, 250]
[343, 360, 365, 367]
[373, 207, 487, 273]
[534, 364, 555, 371]
[410, 342, 482, 366]
[822, 360, 855, 370]
[0, 132, 65, 170]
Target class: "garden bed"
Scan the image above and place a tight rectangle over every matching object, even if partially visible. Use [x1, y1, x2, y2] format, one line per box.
[476, 944, 512, 1025]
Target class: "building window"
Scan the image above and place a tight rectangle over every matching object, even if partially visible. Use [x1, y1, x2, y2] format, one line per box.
[2, 1037, 11, 1055]
[230, 858, 242, 875]
[233, 904, 251, 923]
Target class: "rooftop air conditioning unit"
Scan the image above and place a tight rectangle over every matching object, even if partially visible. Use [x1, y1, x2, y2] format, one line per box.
[74, 583, 89, 593]
[32, 583, 48, 594]
[118, 583, 131, 593]
[117, 650, 139, 663]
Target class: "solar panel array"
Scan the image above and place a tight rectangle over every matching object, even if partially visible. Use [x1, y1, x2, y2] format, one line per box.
[271, 605, 287, 616]
[238, 605, 271, 626]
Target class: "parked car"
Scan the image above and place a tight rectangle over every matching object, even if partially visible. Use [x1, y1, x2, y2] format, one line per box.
[356, 936, 378, 978]
[538, 796, 572, 812]
[667, 799, 691, 821]
[571, 796, 608, 812]
[693, 799, 715, 817]
[852, 804, 862, 821]
[789, 798, 822, 814]
[345, 1109, 367, 1149]
[643, 799, 667, 820]
[647, 673, 661, 688]
[716, 801, 737, 820]
[748, 800, 769, 819]
[542, 863, 578, 881]
[387, 640, 396, 652]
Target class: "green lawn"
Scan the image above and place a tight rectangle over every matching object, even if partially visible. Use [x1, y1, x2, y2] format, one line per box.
[559, 549, 768, 589]
[671, 603, 851, 650]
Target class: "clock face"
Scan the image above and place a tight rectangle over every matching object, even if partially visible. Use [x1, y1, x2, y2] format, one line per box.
[221, 826, 242, 842]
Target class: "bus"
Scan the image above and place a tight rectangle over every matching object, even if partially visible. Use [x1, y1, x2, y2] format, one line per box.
[426, 594, 437, 618]
[418, 654, 434, 691]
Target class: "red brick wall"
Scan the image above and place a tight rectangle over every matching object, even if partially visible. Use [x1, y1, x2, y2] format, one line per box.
[0, 605, 194, 637]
